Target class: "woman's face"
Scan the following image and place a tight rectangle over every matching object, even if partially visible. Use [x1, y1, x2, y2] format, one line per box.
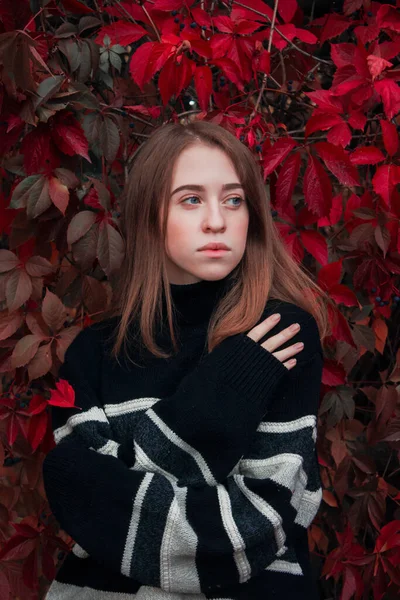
[165, 143, 250, 284]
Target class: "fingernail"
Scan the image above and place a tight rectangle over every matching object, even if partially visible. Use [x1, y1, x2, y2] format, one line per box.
[272, 313, 281, 320]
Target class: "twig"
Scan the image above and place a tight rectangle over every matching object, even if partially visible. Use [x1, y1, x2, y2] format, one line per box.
[249, 0, 279, 121]
[104, 105, 156, 128]
[233, 0, 333, 66]
[279, 53, 287, 86]
[114, 0, 161, 43]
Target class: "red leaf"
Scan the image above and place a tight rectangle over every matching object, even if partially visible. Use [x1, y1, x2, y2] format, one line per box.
[153, 0, 184, 9]
[372, 164, 399, 207]
[95, 22, 147, 47]
[354, 23, 380, 45]
[374, 79, 400, 120]
[11, 334, 44, 369]
[303, 155, 332, 218]
[97, 220, 125, 277]
[6, 269, 33, 313]
[194, 65, 213, 112]
[305, 113, 344, 137]
[349, 146, 385, 165]
[305, 90, 343, 112]
[341, 565, 363, 600]
[300, 229, 328, 265]
[48, 176, 69, 215]
[330, 43, 355, 69]
[327, 122, 352, 147]
[213, 15, 235, 34]
[263, 137, 297, 178]
[294, 28, 318, 44]
[348, 110, 367, 130]
[20, 127, 55, 176]
[256, 49, 270, 75]
[67, 210, 97, 246]
[329, 283, 359, 306]
[343, 0, 363, 17]
[278, 0, 298, 23]
[273, 23, 296, 50]
[48, 378, 79, 409]
[0, 312, 23, 341]
[275, 153, 301, 210]
[211, 57, 245, 91]
[380, 119, 399, 157]
[317, 259, 343, 288]
[42, 289, 67, 333]
[52, 115, 91, 162]
[315, 142, 360, 186]
[320, 14, 350, 45]
[158, 54, 196, 106]
[367, 55, 393, 81]
[28, 340, 53, 381]
[60, 0, 94, 14]
[377, 4, 400, 34]
[0, 249, 20, 273]
[129, 42, 158, 91]
[374, 520, 400, 553]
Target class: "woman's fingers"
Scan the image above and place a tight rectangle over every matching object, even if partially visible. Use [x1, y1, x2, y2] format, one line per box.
[246, 313, 304, 370]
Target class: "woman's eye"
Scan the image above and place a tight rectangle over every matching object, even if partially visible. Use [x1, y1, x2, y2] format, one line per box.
[181, 196, 243, 206]
[182, 196, 200, 205]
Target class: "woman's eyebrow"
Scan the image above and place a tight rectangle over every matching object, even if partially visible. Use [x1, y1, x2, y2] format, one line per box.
[171, 183, 244, 195]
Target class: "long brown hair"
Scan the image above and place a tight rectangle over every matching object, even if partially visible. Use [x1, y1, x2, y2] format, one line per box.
[104, 119, 335, 367]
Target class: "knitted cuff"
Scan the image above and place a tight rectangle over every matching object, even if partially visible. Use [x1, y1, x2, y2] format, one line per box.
[206, 333, 289, 407]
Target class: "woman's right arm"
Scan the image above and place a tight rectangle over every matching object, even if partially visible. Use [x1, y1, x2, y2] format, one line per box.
[43, 321, 323, 594]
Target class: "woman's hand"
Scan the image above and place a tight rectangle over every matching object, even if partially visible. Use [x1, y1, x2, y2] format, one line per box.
[246, 313, 303, 370]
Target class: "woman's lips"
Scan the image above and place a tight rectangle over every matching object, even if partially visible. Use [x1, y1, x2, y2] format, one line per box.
[198, 249, 230, 256]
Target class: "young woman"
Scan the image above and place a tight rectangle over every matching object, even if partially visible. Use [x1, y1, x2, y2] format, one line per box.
[43, 120, 334, 600]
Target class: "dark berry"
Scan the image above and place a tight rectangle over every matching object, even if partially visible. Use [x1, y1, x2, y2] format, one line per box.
[240, 135, 245, 142]
[383, 300, 389, 305]
[129, 123, 135, 128]
[190, 22, 197, 28]
[271, 209, 278, 217]
[394, 296, 400, 302]
[179, 23, 185, 30]
[375, 296, 381, 302]
[288, 80, 293, 84]
[255, 144, 262, 152]
[367, 11, 373, 17]
[379, 301, 385, 306]
[371, 287, 376, 293]
[201, 25, 207, 30]
[174, 17, 179, 23]
[172, 10, 177, 16]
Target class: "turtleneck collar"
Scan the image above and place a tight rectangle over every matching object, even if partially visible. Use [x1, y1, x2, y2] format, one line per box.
[165, 273, 235, 328]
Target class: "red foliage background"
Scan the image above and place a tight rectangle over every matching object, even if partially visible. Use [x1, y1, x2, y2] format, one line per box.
[0, 0, 400, 598]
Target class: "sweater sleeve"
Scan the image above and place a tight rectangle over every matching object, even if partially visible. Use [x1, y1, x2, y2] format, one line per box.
[42, 320, 324, 594]
[131, 307, 322, 486]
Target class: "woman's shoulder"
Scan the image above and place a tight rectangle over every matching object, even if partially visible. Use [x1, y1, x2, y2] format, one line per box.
[263, 298, 318, 323]
[66, 316, 121, 353]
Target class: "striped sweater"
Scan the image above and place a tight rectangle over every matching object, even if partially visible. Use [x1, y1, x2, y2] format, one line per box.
[42, 276, 324, 600]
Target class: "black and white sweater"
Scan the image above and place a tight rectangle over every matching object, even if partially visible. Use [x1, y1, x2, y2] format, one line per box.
[42, 275, 324, 600]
